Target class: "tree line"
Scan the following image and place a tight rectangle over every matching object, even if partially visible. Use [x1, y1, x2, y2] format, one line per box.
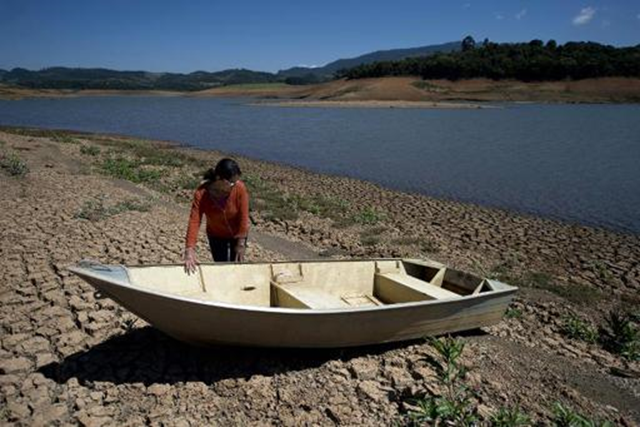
[338, 38, 640, 81]
[0, 67, 279, 91]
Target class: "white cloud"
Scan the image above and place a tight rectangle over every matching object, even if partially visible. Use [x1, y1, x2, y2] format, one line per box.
[637, 13, 640, 20]
[573, 7, 596, 25]
[601, 19, 611, 28]
[463, 3, 471, 9]
[495, 13, 504, 20]
[515, 9, 527, 20]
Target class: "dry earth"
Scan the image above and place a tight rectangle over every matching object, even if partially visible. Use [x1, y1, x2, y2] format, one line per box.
[194, 77, 640, 104]
[3, 76, 640, 104]
[0, 129, 639, 426]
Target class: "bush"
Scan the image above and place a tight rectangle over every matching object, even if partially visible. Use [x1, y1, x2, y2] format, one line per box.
[562, 314, 599, 343]
[404, 336, 478, 426]
[52, 134, 79, 144]
[176, 172, 203, 190]
[600, 310, 639, 361]
[352, 207, 386, 225]
[504, 306, 523, 319]
[551, 402, 613, 427]
[101, 156, 162, 183]
[490, 406, 531, 426]
[0, 152, 29, 177]
[80, 145, 100, 156]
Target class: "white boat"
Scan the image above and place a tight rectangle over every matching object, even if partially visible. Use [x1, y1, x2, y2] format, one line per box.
[69, 258, 517, 348]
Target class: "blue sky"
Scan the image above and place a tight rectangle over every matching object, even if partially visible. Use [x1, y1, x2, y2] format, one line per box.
[1, 0, 638, 73]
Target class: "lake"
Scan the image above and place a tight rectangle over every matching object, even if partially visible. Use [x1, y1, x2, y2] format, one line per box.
[1, 96, 639, 235]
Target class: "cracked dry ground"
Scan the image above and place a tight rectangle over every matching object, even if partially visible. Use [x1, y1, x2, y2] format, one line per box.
[1, 131, 639, 426]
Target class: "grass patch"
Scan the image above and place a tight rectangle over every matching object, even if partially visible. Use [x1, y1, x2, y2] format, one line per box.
[490, 406, 531, 426]
[600, 310, 639, 361]
[513, 272, 603, 305]
[504, 306, 523, 319]
[404, 336, 478, 426]
[562, 314, 599, 343]
[80, 145, 100, 156]
[96, 138, 192, 167]
[245, 174, 352, 223]
[551, 402, 613, 427]
[216, 83, 291, 91]
[352, 207, 386, 225]
[101, 156, 163, 183]
[591, 260, 613, 282]
[52, 134, 79, 144]
[75, 197, 151, 221]
[289, 194, 350, 219]
[412, 81, 447, 92]
[176, 172, 203, 190]
[0, 151, 29, 177]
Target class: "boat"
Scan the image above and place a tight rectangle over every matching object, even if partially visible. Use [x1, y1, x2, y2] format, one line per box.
[69, 258, 517, 348]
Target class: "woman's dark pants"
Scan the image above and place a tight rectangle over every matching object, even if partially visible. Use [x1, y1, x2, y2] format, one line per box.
[207, 236, 238, 262]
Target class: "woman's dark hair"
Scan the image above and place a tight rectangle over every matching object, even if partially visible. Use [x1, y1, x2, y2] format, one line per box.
[203, 158, 242, 181]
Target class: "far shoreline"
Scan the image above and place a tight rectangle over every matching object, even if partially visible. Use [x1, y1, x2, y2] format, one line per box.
[2, 76, 640, 104]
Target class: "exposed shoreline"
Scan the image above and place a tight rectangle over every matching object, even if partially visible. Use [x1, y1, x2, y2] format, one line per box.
[1, 127, 639, 425]
[250, 99, 497, 109]
[3, 76, 640, 104]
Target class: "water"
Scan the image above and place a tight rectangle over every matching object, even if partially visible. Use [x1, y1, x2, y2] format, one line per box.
[1, 96, 639, 234]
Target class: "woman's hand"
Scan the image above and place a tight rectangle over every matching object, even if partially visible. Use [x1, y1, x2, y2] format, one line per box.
[234, 240, 246, 262]
[183, 247, 199, 274]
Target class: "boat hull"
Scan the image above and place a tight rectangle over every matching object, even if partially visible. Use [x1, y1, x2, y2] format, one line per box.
[73, 266, 516, 348]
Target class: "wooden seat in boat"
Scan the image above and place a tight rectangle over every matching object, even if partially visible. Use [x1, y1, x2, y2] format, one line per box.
[375, 272, 458, 303]
[273, 282, 349, 309]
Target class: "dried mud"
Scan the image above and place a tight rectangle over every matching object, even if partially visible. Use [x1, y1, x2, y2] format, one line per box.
[0, 130, 638, 426]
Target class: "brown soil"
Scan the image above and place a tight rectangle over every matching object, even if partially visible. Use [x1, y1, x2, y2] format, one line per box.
[4, 76, 640, 104]
[195, 76, 640, 104]
[0, 129, 638, 426]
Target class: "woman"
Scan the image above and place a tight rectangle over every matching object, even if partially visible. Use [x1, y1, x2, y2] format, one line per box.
[184, 158, 249, 273]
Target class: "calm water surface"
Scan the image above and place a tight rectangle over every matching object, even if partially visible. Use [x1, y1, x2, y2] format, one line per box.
[1, 96, 639, 234]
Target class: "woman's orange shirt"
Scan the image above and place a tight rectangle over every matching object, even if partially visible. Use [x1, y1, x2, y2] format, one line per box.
[185, 181, 250, 248]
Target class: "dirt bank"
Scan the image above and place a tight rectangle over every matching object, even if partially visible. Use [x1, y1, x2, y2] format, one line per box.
[3, 76, 640, 104]
[0, 128, 638, 425]
[194, 76, 640, 104]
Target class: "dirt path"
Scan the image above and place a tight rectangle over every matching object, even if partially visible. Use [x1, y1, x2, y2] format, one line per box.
[0, 130, 638, 425]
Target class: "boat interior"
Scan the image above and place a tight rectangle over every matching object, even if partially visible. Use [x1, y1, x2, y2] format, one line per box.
[125, 259, 496, 309]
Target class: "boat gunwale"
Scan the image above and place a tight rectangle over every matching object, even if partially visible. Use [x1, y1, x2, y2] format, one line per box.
[68, 258, 518, 316]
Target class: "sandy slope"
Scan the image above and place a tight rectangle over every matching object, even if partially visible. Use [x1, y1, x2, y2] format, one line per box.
[196, 76, 640, 104]
[4, 77, 640, 103]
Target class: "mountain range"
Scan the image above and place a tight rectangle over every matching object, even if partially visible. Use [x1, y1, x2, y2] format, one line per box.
[0, 41, 460, 90]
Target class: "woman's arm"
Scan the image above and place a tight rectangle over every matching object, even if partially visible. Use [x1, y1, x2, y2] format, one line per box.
[234, 182, 250, 262]
[184, 188, 205, 273]
[235, 182, 250, 239]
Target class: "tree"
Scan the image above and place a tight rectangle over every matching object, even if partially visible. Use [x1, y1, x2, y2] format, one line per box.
[462, 36, 476, 52]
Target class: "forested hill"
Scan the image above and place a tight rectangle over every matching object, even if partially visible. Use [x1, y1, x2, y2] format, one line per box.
[340, 38, 640, 81]
[0, 67, 279, 91]
[277, 41, 460, 81]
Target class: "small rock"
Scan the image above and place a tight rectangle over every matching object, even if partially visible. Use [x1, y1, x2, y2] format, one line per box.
[7, 401, 31, 419]
[35, 353, 57, 369]
[357, 380, 387, 403]
[349, 358, 379, 380]
[147, 383, 171, 397]
[0, 356, 33, 374]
